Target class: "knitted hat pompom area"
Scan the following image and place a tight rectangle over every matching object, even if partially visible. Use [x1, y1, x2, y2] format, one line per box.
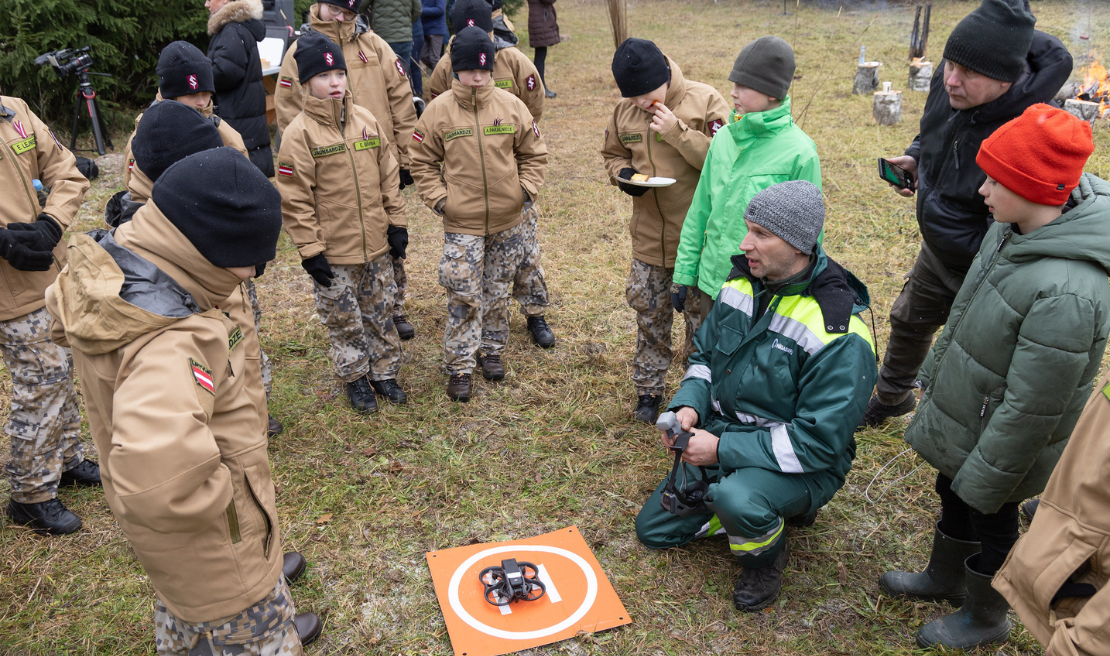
[294, 32, 347, 85]
[450, 26, 495, 72]
[744, 180, 825, 255]
[157, 41, 215, 99]
[611, 38, 670, 99]
[976, 103, 1094, 206]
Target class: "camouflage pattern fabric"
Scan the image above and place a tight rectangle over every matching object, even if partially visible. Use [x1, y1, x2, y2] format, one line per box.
[626, 258, 703, 397]
[511, 203, 550, 317]
[244, 279, 273, 398]
[312, 255, 402, 383]
[1, 307, 84, 504]
[439, 223, 525, 374]
[390, 254, 407, 316]
[154, 578, 301, 656]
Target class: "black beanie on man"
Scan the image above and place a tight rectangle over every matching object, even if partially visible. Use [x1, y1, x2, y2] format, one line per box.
[729, 36, 795, 100]
[133, 101, 223, 183]
[943, 0, 1035, 83]
[316, 0, 360, 14]
[451, 26, 496, 72]
[157, 41, 215, 99]
[294, 32, 347, 85]
[611, 38, 670, 98]
[451, 0, 494, 34]
[152, 148, 283, 268]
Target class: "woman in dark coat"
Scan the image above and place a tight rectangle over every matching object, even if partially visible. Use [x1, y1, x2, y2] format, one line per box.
[526, 0, 559, 98]
[206, 0, 274, 177]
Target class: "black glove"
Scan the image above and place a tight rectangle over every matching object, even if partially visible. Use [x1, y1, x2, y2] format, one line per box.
[617, 168, 650, 197]
[6, 215, 63, 252]
[0, 229, 55, 271]
[302, 253, 335, 287]
[399, 168, 415, 190]
[387, 225, 409, 259]
[254, 261, 267, 278]
[434, 198, 447, 216]
[671, 284, 688, 313]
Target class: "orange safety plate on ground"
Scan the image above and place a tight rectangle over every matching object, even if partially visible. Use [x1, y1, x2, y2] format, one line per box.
[426, 525, 631, 656]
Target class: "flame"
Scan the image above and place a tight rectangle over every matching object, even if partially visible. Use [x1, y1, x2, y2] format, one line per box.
[1078, 51, 1109, 118]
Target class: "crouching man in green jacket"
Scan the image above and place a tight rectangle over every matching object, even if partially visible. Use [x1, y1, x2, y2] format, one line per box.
[635, 181, 876, 612]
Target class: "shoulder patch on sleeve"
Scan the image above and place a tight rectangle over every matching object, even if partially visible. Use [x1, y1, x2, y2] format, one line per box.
[412, 129, 425, 143]
[190, 358, 215, 395]
[526, 74, 537, 91]
[709, 118, 724, 136]
[279, 76, 293, 88]
[277, 162, 294, 177]
[395, 59, 406, 77]
[532, 120, 540, 138]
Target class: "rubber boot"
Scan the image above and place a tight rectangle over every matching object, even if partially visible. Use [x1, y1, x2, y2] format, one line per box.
[915, 554, 1012, 649]
[879, 521, 981, 606]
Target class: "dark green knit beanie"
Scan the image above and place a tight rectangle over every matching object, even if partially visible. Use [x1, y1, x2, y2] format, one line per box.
[728, 36, 795, 100]
[943, 0, 1035, 83]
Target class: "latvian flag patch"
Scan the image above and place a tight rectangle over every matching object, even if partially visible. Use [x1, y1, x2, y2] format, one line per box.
[127, 159, 135, 172]
[412, 129, 424, 143]
[190, 358, 215, 395]
[277, 162, 294, 177]
[358, 50, 368, 63]
[279, 76, 293, 89]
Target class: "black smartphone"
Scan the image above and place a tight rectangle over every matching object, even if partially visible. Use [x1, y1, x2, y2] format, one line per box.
[878, 157, 915, 191]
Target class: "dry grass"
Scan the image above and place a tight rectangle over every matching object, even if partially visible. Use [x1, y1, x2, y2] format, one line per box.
[3, 0, 1110, 654]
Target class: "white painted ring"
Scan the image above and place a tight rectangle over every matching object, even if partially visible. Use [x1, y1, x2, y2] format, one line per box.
[446, 545, 598, 640]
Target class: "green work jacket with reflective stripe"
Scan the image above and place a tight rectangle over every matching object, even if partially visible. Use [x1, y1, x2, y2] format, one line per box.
[672, 99, 822, 299]
[669, 248, 877, 479]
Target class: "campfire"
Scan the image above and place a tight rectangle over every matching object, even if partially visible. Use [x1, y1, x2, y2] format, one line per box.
[1063, 53, 1110, 122]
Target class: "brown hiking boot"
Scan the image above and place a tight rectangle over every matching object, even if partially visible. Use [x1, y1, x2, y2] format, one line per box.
[447, 373, 472, 402]
[479, 353, 505, 381]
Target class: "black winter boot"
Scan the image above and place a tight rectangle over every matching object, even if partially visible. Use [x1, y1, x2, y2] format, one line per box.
[633, 394, 661, 424]
[526, 315, 555, 348]
[60, 459, 101, 487]
[879, 521, 981, 606]
[6, 498, 82, 535]
[915, 554, 1012, 649]
[345, 377, 378, 414]
[393, 315, 415, 341]
[1021, 498, 1039, 522]
[857, 393, 916, 429]
[295, 612, 322, 645]
[370, 378, 408, 404]
[733, 541, 790, 612]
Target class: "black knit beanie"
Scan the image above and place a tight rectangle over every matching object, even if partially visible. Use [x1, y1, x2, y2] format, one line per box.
[943, 0, 1034, 83]
[133, 101, 223, 183]
[151, 148, 283, 268]
[729, 36, 795, 100]
[316, 0, 360, 14]
[611, 38, 670, 98]
[451, 0, 494, 34]
[294, 32, 347, 84]
[157, 41, 215, 99]
[451, 26, 495, 72]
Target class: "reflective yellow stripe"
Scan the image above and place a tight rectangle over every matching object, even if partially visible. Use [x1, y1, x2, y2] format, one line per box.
[728, 517, 784, 554]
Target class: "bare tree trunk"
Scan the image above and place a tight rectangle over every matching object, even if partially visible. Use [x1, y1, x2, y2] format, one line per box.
[853, 63, 881, 95]
[908, 60, 933, 92]
[874, 90, 903, 125]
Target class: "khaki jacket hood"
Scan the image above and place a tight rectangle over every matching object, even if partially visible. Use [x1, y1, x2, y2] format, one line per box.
[277, 92, 405, 263]
[600, 58, 730, 267]
[409, 80, 547, 236]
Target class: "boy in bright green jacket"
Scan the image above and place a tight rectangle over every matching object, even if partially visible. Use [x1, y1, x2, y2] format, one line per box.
[671, 36, 821, 314]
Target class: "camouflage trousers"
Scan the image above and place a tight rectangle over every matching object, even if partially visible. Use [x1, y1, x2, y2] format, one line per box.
[312, 254, 402, 383]
[626, 259, 703, 397]
[511, 204, 549, 317]
[154, 578, 301, 656]
[390, 254, 407, 317]
[244, 280, 273, 398]
[439, 222, 525, 373]
[1, 307, 84, 504]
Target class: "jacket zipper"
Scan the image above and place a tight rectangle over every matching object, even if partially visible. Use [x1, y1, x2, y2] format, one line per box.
[645, 123, 666, 264]
[953, 139, 960, 171]
[338, 101, 369, 258]
[472, 88, 491, 234]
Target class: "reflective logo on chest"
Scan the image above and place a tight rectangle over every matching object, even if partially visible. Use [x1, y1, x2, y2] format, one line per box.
[771, 338, 794, 355]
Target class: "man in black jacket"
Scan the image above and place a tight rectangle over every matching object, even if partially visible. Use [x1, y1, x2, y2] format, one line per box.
[859, 0, 1072, 428]
[207, 0, 275, 177]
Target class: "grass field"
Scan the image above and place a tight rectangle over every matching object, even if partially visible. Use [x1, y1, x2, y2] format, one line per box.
[3, 0, 1110, 654]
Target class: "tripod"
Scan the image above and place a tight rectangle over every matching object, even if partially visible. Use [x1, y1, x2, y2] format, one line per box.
[69, 71, 113, 156]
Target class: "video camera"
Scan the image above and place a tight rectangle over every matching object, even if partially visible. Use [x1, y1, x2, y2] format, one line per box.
[34, 47, 95, 78]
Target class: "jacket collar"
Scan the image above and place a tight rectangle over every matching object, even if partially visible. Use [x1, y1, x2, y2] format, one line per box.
[451, 78, 496, 110]
[726, 95, 793, 139]
[302, 90, 352, 130]
[306, 5, 368, 43]
[661, 56, 688, 109]
[207, 0, 263, 35]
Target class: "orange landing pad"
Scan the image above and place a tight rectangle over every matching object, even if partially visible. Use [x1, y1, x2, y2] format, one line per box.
[426, 526, 631, 656]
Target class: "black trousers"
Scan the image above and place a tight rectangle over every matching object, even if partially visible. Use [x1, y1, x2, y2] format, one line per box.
[935, 473, 1020, 575]
[533, 46, 548, 82]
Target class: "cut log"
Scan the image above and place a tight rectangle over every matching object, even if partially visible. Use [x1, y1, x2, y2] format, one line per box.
[853, 62, 881, 95]
[1065, 98, 1101, 123]
[908, 60, 933, 92]
[874, 89, 903, 125]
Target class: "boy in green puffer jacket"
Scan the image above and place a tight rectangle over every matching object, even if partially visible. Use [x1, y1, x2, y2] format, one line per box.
[671, 36, 821, 315]
[879, 104, 1109, 651]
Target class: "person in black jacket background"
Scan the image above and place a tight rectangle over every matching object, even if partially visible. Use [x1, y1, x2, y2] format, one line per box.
[858, 0, 1072, 428]
[206, 0, 275, 177]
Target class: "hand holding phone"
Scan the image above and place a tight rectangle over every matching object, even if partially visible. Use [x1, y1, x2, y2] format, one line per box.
[879, 156, 917, 196]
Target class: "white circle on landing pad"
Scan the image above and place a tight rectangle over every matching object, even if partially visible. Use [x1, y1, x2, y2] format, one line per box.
[447, 545, 598, 640]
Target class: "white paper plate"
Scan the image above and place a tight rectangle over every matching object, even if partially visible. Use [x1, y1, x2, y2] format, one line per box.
[618, 176, 677, 187]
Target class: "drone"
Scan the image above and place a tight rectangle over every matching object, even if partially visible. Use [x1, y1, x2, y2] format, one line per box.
[479, 558, 546, 606]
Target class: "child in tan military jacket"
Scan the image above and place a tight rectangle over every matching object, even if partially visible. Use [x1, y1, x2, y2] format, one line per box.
[409, 26, 548, 401]
[277, 33, 409, 415]
[601, 38, 730, 424]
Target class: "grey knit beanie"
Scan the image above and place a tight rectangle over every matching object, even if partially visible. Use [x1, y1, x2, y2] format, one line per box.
[729, 36, 795, 100]
[943, 0, 1035, 83]
[744, 180, 824, 254]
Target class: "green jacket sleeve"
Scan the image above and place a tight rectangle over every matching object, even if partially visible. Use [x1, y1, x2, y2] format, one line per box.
[672, 144, 715, 287]
[952, 293, 1097, 513]
[667, 294, 725, 423]
[715, 333, 876, 474]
